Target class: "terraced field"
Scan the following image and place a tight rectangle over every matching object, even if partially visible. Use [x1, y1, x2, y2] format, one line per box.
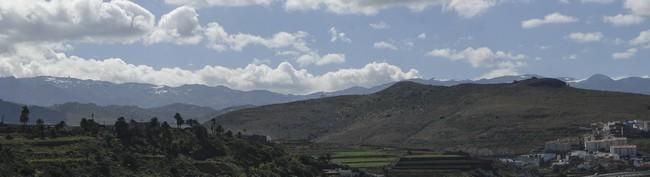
[331, 150, 400, 168]
[280, 142, 434, 170]
[0, 133, 96, 165]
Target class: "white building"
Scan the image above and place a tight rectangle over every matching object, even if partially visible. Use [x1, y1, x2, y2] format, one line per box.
[610, 145, 637, 157]
[569, 150, 590, 160]
[545, 141, 571, 152]
[584, 136, 627, 152]
[632, 120, 650, 131]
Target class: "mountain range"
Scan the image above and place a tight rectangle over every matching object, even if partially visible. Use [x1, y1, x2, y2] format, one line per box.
[1, 74, 649, 127]
[0, 99, 246, 125]
[212, 78, 650, 155]
[1, 74, 649, 111]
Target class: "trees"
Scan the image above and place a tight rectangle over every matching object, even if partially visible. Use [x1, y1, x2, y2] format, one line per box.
[80, 118, 100, 135]
[209, 119, 225, 135]
[210, 119, 217, 134]
[186, 119, 198, 127]
[36, 118, 45, 139]
[55, 121, 66, 131]
[114, 117, 130, 141]
[19, 106, 29, 131]
[80, 118, 88, 131]
[161, 121, 171, 130]
[149, 117, 160, 128]
[174, 113, 184, 128]
[216, 124, 224, 135]
[147, 117, 161, 144]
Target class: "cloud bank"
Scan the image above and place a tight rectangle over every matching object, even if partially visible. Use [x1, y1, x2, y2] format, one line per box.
[427, 47, 529, 78]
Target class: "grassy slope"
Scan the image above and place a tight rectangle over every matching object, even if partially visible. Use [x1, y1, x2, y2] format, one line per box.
[215, 79, 650, 155]
[0, 127, 323, 177]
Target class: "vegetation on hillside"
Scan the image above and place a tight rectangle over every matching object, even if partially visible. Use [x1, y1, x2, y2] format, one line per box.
[0, 109, 333, 177]
[214, 78, 650, 155]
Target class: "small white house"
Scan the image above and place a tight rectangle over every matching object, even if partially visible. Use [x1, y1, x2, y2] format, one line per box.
[610, 145, 637, 158]
[584, 136, 627, 152]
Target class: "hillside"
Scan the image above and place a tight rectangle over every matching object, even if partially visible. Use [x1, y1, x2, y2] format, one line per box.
[49, 103, 246, 125]
[0, 121, 329, 177]
[572, 74, 650, 95]
[214, 78, 650, 155]
[0, 99, 64, 124]
[3, 74, 650, 111]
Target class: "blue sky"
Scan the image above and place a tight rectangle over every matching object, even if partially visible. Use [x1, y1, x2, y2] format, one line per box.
[0, 0, 649, 94]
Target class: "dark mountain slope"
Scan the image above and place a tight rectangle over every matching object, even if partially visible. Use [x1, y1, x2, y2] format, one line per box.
[49, 103, 246, 125]
[0, 100, 64, 124]
[214, 78, 650, 155]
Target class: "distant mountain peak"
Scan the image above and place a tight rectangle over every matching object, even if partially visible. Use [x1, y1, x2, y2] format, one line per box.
[515, 78, 568, 88]
[587, 74, 613, 81]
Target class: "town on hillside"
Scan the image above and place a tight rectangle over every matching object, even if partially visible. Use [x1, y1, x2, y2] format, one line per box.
[497, 120, 650, 176]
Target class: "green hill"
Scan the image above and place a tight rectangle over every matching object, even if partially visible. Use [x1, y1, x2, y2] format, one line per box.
[213, 78, 650, 155]
[0, 121, 328, 177]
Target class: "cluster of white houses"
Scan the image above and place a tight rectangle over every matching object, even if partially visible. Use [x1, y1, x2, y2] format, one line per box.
[497, 120, 650, 174]
[544, 120, 649, 159]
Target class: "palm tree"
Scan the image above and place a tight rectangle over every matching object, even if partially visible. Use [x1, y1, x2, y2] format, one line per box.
[174, 113, 184, 128]
[19, 106, 30, 131]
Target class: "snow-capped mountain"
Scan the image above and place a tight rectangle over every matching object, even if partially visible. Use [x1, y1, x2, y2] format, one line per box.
[0, 74, 649, 110]
[0, 76, 301, 109]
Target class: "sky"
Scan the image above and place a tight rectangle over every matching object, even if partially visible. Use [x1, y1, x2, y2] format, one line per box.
[0, 0, 649, 94]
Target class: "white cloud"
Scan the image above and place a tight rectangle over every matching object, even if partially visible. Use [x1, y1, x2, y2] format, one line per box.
[480, 62, 525, 79]
[145, 6, 203, 45]
[369, 21, 390, 29]
[630, 30, 650, 47]
[559, 0, 615, 4]
[418, 33, 427, 39]
[204, 22, 309, 52]
[581, 0, 615, 4]
[284, 0, 499, 18]
[567, 32, 603, 43]
[0, 0, 155, 51]
[521, 13, 578, 29]
[296, 53, 346, 66]
[164, 0, 273, 7]
[562, 54, 577, 60]
[0, 45, 418, 94]
[612, 48, 638, 59]
[426, 47, 528, 78]
[329, 27, 351, 43]
[373, 41, 398, 50]
[204, 22, 344, 66]
[625, 0, 650, 17]
[252, 58, 272, 65]
[538, 45, 552, 50]
[603, 14, 644, 26]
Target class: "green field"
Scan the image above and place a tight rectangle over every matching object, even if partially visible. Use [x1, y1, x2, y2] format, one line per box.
[280, 142, 471, 171]
[331, 150, 399, 168]
[0, 133, 95, 166]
